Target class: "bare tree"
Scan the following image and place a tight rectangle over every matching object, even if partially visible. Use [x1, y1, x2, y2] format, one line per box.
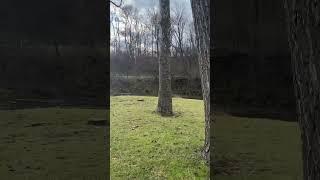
[157, 0, 173, 116]
[121, 5, 132, 54]
[172, 4, 197, 96]
[140, 22, 150, 56]
[110, 11, 119, 54]
[109, 0, 123, 8]
[172, 4, 187, 57]
[190, 0, 211, 163]
[132, 10, 142, 58]
[183, 21, 198, 96]
[284, 0, 320, 179]
[188, 22, 197, 53]
[116, 16, 121, 54]
[148, 8, 161, 58]
[121, 5, 138, 63]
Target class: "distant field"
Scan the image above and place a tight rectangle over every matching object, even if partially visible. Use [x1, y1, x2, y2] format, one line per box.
[111, 96, 302, 180]
[0, 108, 107, 180]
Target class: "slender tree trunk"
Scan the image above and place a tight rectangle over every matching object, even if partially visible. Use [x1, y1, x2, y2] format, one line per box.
[144, 35, 147, 56]
[190, 0, 211, 163]
[284, 0, 320, 179]
[125, 23, 128, 54]
[157, 0, 173, 116]
[117, 21, 121, 53]
[152, 28, 154, 57]
[157, 26, 160, 58]
[139, 25, 143, 56]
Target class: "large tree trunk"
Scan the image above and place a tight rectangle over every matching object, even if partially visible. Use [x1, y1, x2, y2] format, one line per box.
[157, 0, 173, 116]
[284, 0, 320, 179]
[190, 0, 211, 163]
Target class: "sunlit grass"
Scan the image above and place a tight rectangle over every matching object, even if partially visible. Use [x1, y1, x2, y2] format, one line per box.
[111, 96, 209, 179]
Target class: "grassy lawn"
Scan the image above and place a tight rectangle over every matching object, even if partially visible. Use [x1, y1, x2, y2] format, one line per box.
[214, 112, 302, 180]
[111, 96, 209, 179]
[111, 96, 302, 180]
[0, 107, 107, 180]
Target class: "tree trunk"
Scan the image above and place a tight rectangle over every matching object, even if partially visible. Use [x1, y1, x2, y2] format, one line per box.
[117, 21, 121, 53]
[156, 26, 160, 58]
[144, 35, 147, 56]
[284, 0, 320, 179]
[125, 23, 128, 54]
[157, 0, 173, 116]
[190, 0, 211, 163]
[152, 28, 154, 57]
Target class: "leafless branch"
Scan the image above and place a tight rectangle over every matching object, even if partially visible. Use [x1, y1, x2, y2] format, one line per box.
[110, 0, 123, 8]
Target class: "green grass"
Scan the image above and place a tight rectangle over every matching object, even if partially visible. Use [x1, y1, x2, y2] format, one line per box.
[111, 96, 302, 180]
[0, 107, 107, 180]
[111, 96, 209, 179]
[3, 96, 300, 179]
[214, 113, 302, 180]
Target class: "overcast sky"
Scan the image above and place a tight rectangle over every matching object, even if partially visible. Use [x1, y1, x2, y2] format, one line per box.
[110, 0, 193, 51]
[110, 0, 192, 17]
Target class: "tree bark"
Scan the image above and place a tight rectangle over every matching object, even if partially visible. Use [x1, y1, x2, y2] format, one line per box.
[157, 0, 173, 116]
[190, 0, 211, 163]
[284, 0, 320, 179]
[117, 20, 121, 53]
[156, 24, 160, 58]
[152, 28, 154, 57]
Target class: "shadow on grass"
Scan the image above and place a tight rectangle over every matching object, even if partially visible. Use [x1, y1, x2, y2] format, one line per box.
[215, 105, 297, 122]
[0, 98, 108, 110]
[150, 110, 184, 118]
[213, 156, 242, 176]
[213, 155, 274, 177]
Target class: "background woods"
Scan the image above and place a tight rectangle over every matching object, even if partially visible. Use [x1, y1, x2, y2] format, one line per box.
[111, 0, 298, 123]
[110, 1, 202, 99]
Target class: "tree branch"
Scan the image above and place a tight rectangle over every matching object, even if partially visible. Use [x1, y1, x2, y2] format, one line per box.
[110, 0, 123, 8]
